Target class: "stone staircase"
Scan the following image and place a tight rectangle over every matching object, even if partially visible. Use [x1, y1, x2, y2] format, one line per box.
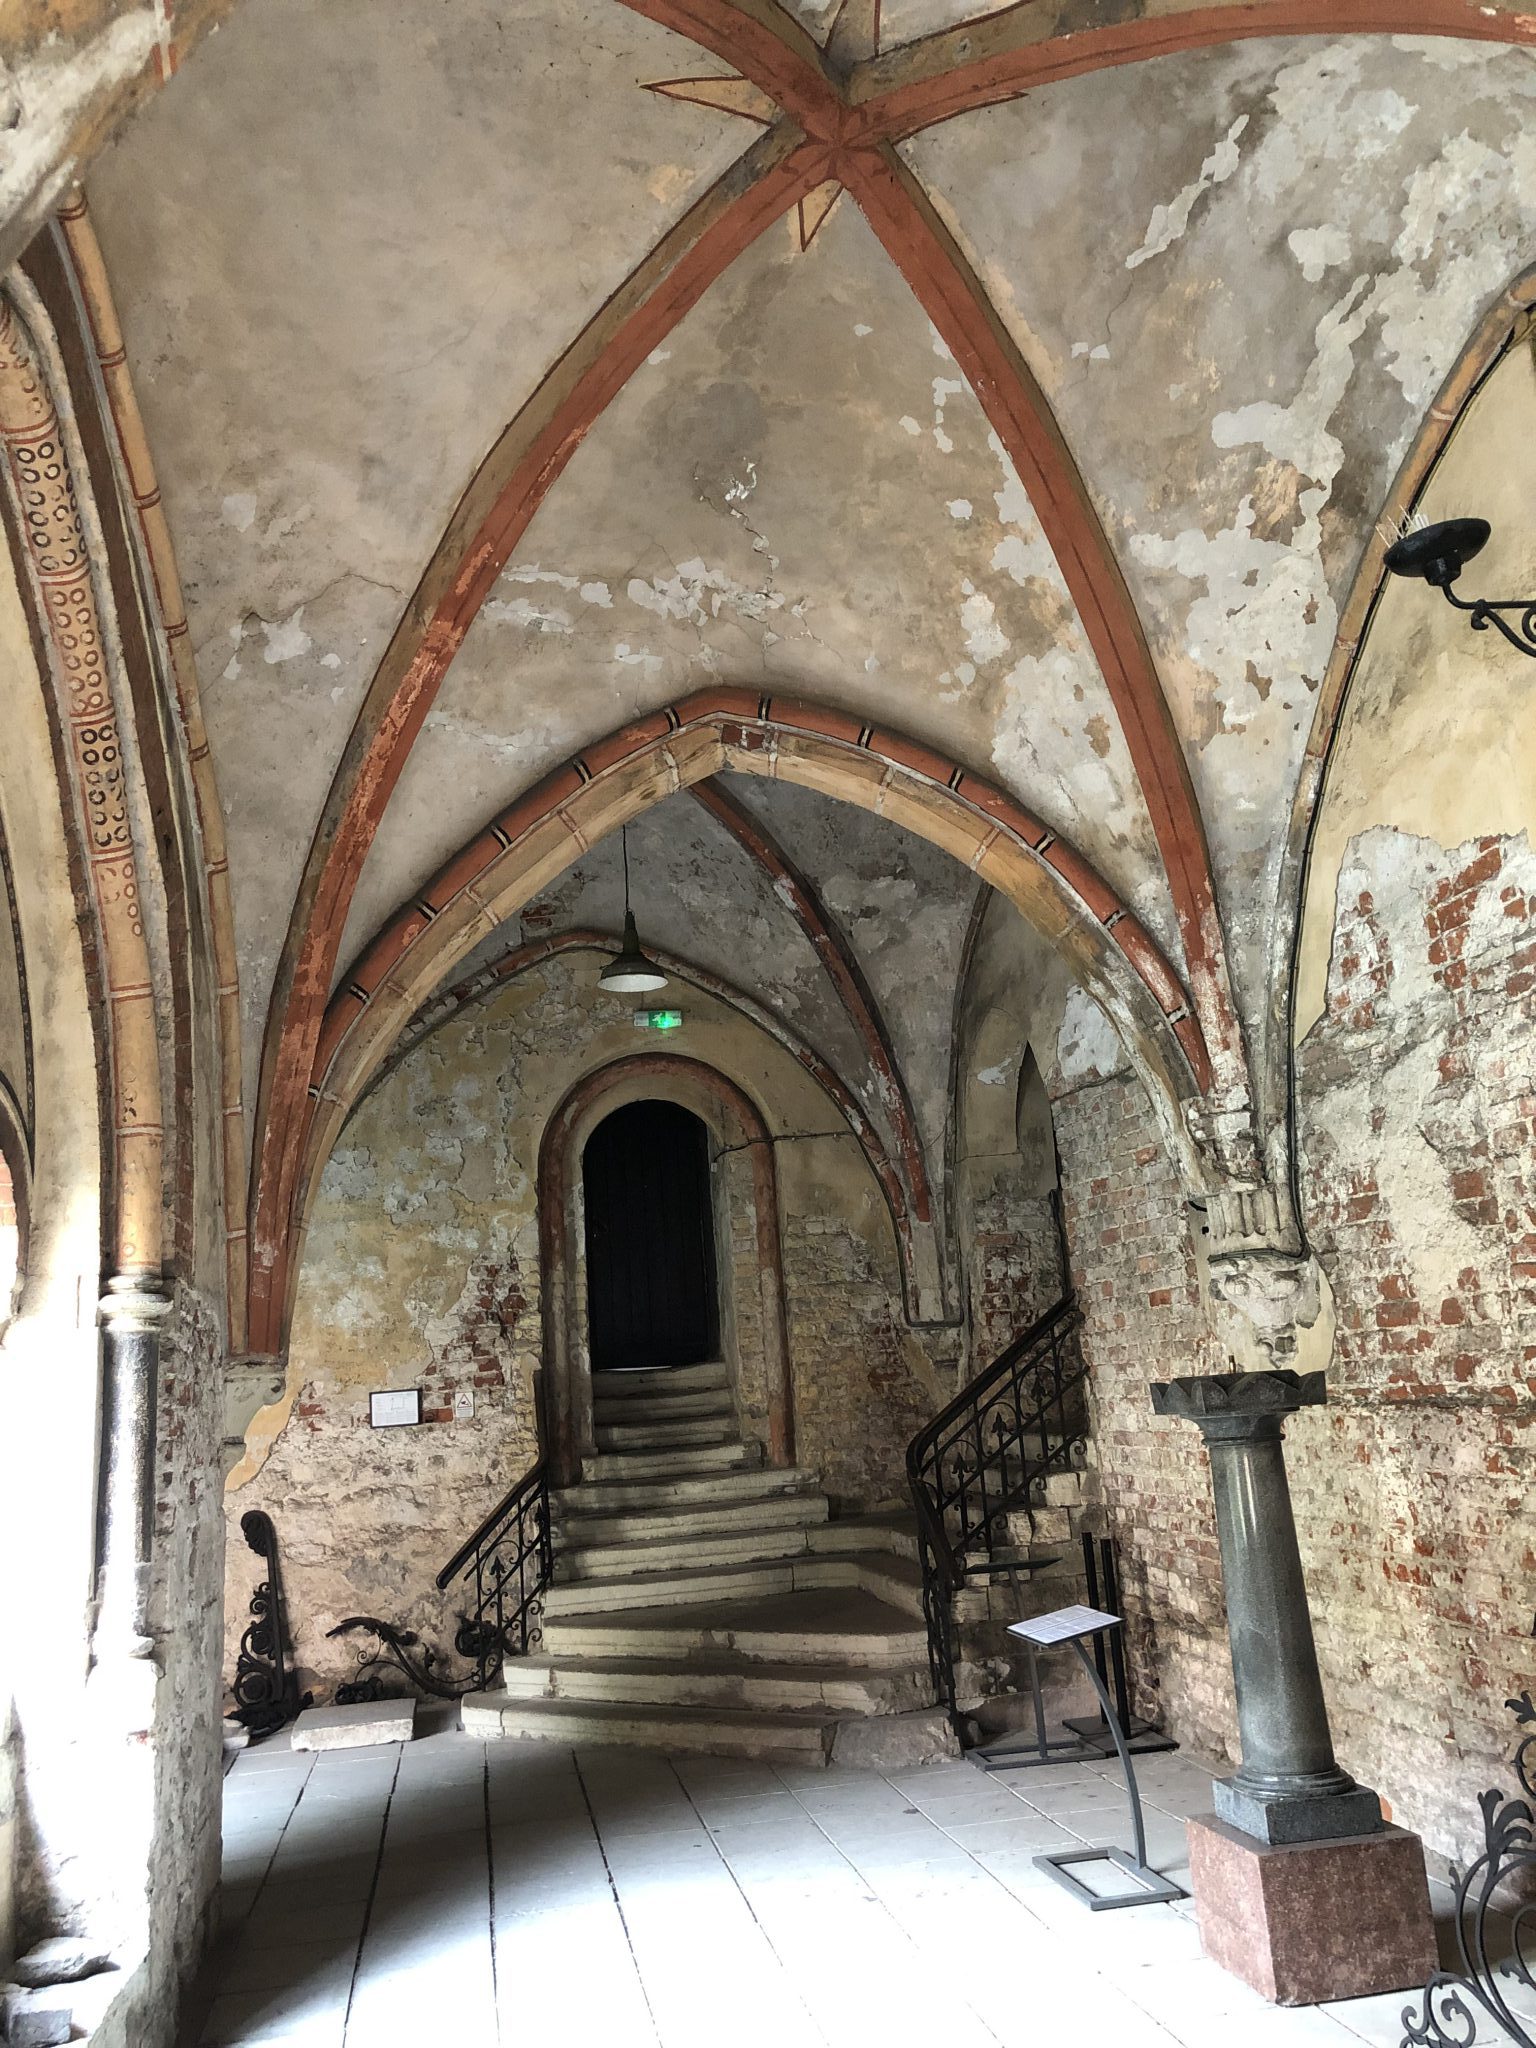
[461, 1362, 954, 1767]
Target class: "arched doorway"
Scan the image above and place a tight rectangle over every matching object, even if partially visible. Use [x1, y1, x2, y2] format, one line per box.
[539, 1054, 794, 1483]
[582, 1099, 719, 1373]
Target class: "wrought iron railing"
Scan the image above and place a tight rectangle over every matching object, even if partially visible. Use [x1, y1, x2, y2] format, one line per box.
[907, 1296, 1088, 1717]
[329, 1459, 553, 1702]
[1402, 1689, 1535, 2048]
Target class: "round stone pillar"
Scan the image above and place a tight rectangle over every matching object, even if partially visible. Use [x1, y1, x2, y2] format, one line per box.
[1150, 1370, 1381, 1844]
[95, 1273, 171, 1664]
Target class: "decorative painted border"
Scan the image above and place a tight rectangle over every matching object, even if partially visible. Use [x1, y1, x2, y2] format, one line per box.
[0, 285, 163, 1276]
[320, 692, 1203, 1091]
[57, 190, 248, 1345]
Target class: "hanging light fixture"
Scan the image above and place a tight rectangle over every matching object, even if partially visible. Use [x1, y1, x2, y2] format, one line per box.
[1384, 516, 1536, 659]
[598, 825, 668, 993]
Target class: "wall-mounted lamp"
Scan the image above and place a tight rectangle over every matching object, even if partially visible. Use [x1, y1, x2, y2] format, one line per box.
[598, 825, 668, 994]
[1384, 517, 1536, 658]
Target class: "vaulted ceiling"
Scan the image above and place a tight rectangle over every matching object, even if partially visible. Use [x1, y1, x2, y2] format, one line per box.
[29, 0, 1536, 1348]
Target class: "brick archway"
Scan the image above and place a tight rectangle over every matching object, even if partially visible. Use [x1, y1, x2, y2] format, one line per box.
[538, 1054, 793, 1488]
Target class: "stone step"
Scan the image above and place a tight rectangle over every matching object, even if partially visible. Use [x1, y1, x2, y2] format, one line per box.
[542, 1547, 925, 1620]
[540, 1588, 927, 1668]
[555, 1491, 829, 1548]
[486, 1652, 929, 1716]
[460, 1693, 837, 1763]
[582, 1442, 760, 1480]
[594, 1417, 737, 1451]
[559, 1521, 828, 1581]
[592, 1388, 735, 1425]
[807, 1515, 919, 1564]
[590, 1363, 730, 1399]
[560, 1464, 817, 1513]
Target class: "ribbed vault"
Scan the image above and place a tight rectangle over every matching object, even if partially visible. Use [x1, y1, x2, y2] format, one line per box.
[44, 0, 1536, 1353]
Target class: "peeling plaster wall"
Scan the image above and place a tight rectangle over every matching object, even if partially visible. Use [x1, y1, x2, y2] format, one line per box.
[1287, 341, 1536, 1859]
[956, 1032, 1064, 1369]
[913, 32, 1536, 1077]
[226, 955, 934, 1695]
[1053, 1067, 1236, 1766]
[1296, 826, 1536, 1862]
[965, 874, 1529, 1861]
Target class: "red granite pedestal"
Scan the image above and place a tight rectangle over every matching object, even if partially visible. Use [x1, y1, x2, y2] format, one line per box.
[1188, 1815, 1437, 2005]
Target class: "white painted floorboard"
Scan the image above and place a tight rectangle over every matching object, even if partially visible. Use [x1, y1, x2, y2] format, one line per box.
[195, 1712, 1480, 2048]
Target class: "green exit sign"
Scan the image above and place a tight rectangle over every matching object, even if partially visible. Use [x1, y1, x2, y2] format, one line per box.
[632, 1008, 683, 1031]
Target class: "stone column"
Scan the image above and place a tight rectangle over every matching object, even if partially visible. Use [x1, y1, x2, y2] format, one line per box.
[1149, 1369, 1380, 1844]
[94, 1275, 171, 1664]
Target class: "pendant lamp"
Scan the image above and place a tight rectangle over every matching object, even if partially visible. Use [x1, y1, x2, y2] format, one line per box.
[599, 826, 668, 993]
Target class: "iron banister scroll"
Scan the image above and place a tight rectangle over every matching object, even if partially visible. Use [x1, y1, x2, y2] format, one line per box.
[329, 1458, 554, 1702]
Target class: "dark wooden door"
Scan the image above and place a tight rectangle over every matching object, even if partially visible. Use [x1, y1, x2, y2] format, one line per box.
[583, 1100, 719, 1372]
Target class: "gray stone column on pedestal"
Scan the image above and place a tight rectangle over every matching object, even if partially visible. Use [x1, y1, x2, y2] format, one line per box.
[1150, 1369, 1381, 1845]
[95, 1273, 172, 1662]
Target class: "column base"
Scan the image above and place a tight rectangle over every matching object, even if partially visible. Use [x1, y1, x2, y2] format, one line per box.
[1214, 1774, 1383, 1844]
[1188, 1815, 1437, 2005]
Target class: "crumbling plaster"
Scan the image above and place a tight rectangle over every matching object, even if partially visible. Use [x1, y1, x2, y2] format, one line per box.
[83, 0, 752, 1150]
[1282, 323, 1536, 1851]
[1298, 333, 1536, 1036]
[0, 0, 232, 277]
[911, 32, 1536, 1067]
[227, 955, 940, 1693]
[445, 787, 882, 1132]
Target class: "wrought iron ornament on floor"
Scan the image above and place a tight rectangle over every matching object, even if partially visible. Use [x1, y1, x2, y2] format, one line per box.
[229, 1510, 309, 1737]
[1402, 1691, 1536, 2048]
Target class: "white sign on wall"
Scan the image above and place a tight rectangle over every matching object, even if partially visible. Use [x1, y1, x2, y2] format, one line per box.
[369, 1388, 423, 1429]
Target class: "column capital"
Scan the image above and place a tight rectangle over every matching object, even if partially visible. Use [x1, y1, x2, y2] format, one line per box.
[1151, 1368, 1327, 1439]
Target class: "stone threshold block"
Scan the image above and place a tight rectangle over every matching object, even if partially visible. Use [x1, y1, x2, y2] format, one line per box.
[291, 1698, 416, 1751]
[1188, 1814, 1437, 2006]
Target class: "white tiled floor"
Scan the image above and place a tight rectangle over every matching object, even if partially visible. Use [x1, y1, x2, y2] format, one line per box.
[191, 1717, 1493, 2048]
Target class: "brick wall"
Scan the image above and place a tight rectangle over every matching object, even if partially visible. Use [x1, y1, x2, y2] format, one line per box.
[1294, 825, 1536, 1859]
[1052, 1073, 1237, 1764]
[781, 1194, 945, 1512]
[964, 1172, 1063, 1367]
[1045, 827, 1536, 1861]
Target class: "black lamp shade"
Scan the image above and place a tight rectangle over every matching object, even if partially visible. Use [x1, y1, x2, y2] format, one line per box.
[598, 911, 668, 993]
[1384, 517, 1491, 589]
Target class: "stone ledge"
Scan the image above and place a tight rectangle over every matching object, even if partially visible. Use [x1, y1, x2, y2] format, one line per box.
[291, 1699, 416, 1750]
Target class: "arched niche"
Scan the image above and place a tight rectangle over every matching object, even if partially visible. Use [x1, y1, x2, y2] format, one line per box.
[537, 1053, 793, 1487]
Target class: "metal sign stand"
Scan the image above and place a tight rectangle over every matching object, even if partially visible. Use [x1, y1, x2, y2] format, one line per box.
[1001, 1604, 1186, 1912]
[971, 1538, 1174, 1770]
